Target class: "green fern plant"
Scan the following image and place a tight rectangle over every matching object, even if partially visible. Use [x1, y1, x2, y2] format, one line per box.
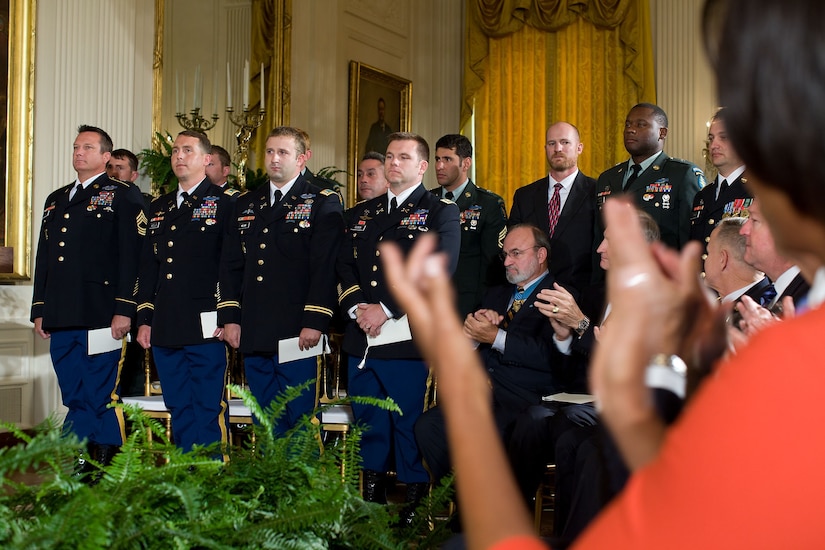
[0, 385, 454, 549]
[139, 131, 178, 196]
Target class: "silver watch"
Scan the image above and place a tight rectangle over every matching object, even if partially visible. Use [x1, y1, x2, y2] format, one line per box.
[574, 316, 590, 337]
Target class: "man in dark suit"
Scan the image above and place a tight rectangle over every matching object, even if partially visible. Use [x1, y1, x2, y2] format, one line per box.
[704, 217, 774, 304]
[509, 122, 601, 311]
[690, 108, 752, 253]
[414, 224, 571, 486]
[220, 126, 344, 435]
[432, 134, 508, 318]
[31, 125, 146, 472]
[337, 132, 460, 519]
[740, 198, 810, 308]
[136, 130, 235, 457]
[596, 103, 704, 249]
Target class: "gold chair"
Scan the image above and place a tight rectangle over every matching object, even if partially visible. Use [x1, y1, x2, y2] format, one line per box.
[533, 463, 556, 532]
[316, 334, 354, 480]
[224, 349, 255, 447]
[121, 349, 173, 443]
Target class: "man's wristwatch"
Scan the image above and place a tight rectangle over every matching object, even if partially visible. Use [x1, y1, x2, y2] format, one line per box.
[574, 316, 590, 337]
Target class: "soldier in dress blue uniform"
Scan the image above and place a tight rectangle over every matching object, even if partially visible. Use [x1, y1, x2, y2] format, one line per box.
[432, 134, 507, 318]
[596, 103, 705, 249]
[337, 132, 460, 521]
[689, 108, 752, 256]
[136, 130, 235, 456]
[220, 126, 344, 435]
[31, 125, 147, 472]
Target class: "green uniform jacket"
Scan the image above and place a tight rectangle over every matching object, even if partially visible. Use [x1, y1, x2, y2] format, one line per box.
[431, 181, 508, 318]
[596, 152, 704, 249]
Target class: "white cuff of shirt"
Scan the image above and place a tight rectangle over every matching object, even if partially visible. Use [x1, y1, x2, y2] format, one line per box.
[553, 333, 573, 355]
[492, 328, 507, 353]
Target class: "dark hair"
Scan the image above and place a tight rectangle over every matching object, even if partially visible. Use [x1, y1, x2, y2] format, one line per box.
[509, 223, 552, 261]
[362, 151, 385, 163]
[631, 103, 669, 128]
[435, 134, 473, 160]
[77, 125, 113, 153]
[703, 0, 825, 221]
[267, 126, 308, 156]
[211, 145, 231, 168]
[177, 130, 211, 153]
[387, 132, 429, 162]
[110, 148, 138, 171]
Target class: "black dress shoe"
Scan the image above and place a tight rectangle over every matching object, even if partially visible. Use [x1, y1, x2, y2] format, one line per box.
[95, 444, 119, 467]
[72, 444, 97, 482]
[362, 469, 388, 504]
[399, 482, 429, 526]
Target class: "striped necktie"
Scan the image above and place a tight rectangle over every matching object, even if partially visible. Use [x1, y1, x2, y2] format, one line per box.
[502, 286, 525, 329]
[548, 183, 563, 237]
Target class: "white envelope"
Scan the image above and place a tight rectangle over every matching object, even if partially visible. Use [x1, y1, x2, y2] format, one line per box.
[278, 334, 331, 364]
[541, 392, 594, 404]
[200, 311, 218, 339]
[87, 327, 125, 355]
[367, 315, 412, 346]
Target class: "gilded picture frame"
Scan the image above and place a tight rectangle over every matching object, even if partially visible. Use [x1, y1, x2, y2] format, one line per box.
[0, 0, 35, 280]
[346, 61, 411, 208]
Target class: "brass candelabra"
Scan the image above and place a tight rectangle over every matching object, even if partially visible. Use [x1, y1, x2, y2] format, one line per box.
[175, 107, 219, 133]
[226, 107, 266, 190]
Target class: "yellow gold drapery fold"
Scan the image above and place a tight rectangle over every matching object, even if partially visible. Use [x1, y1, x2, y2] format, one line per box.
[251, 0, 291, 166]
[474, 25, 549, 211]
[465, 0, 655, 209]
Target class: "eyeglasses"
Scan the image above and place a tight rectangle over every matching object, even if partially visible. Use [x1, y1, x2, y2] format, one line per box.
[499, 246, 539, 261]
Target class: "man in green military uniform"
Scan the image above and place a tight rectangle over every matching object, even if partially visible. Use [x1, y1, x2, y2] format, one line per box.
[431, 134, 507, 318]
[596, 103, 705, 249]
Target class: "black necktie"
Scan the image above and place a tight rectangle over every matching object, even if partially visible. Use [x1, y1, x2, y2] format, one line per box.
[717, 178, 728, 201]
[179, 191, 190, 208]
[445, 191, 454, 200]
[624, 164, 642, 189]
[389, 197, 398, 214]
[272, 190, 282, 206]
[69, 183, 82, 200]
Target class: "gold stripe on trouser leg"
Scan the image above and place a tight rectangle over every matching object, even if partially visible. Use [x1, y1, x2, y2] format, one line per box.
[110, 337, 128, 444]
[218, 347, 230, 461]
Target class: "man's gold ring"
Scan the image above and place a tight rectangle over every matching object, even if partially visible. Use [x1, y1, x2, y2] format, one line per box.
[552, 306, 560, 314]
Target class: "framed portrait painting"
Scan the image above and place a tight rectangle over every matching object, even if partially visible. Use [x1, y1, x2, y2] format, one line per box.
[346, 61, 411, 208]
[0, 0, 35, 280]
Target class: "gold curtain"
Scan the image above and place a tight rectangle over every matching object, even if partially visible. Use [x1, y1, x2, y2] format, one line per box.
[465, 0, 656, 210]
[251, 0, 292, 166]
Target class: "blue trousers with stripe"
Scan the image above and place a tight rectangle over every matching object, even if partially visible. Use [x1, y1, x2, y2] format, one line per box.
[152, 342, 229, 454]
[348, 356, 430, 483]
[242, 354, 317, 436]
[50, 329, 125, 446]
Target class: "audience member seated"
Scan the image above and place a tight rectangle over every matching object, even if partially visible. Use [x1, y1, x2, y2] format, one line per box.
[704, 217, 775, 325]
[507, 211, 667, 543]
[740, 198, 810, 310]
[414, 224, 576, 488]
